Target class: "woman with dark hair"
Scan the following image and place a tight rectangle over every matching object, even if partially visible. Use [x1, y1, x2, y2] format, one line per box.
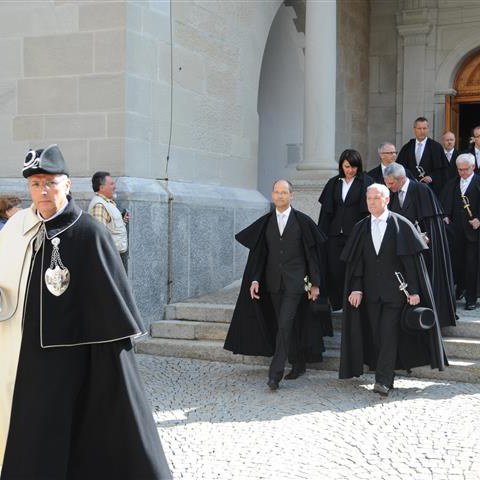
[0, 196, 21, 230]
[318, 149, 373, 310]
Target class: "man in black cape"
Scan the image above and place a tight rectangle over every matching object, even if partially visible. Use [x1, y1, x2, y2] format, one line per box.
[367, 142, 415, 184]
[397, 116, 449, 196]
[0, 145, 171, 479]
[462, 126, 480, 173]
[440, 153, 480, 310]
[224, 180, 332, 390]
[339, 183, 446, 396]
[441, 131, 460, 180]
[383, 162, 456, 327]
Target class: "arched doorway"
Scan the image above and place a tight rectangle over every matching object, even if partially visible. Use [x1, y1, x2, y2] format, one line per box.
[445, 50, 480, 149]
[257, 2, 305, 198]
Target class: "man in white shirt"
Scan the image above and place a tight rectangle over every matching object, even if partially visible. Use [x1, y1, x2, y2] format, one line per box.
[464, 126, 480, 174]
[441, 153, 480, 310]
[441, 131, 459, 179]
[397, 117, 450, 196]
[340, 184, 446, 396]
[224, 180, 332, 390]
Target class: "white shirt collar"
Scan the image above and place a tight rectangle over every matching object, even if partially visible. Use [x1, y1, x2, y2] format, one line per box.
[37, 199, 69, 222]
[276, 206, 291, 218]
[372, 208, 389, 223]
[400, 178, 410, 194]
[461, 173, 474, 183]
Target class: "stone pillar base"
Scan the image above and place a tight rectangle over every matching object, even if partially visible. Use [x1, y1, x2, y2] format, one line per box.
[291, 169, 337, 222]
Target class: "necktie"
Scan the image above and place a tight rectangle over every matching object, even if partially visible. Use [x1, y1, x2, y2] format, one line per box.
[415, 142, 422, 165]
[372, 218, 382, 254]
[446, 151, 452, 162]
[461, 180, 467, 195]
[278, 214, 286, 235]
[398, 190, 405, 208]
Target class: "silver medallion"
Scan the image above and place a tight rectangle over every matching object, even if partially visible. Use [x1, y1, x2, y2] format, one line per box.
[44, 237, 70, 296]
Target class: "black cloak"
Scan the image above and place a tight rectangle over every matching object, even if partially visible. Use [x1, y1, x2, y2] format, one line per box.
[223, 208, 333, 363]
[338, 213, 447, 380]
[367, 164, 415, 185]
[389, 180, 457, 327]
[1, 198, 171, 479]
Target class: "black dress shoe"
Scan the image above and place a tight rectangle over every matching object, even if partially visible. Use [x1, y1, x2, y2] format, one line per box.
[284, 364, 306, 380]
[267, 378, 279, 391]
[373, 383, 390, 397]
[465, 302, 477, 310]
[456, 289, 466, 300]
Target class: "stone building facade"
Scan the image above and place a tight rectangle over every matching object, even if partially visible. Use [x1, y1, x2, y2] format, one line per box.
[0, 0, 479, 326]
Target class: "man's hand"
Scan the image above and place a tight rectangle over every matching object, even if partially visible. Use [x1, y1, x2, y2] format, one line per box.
[420, 175, 433, 184]
[443, 217, 450, 225]
[308, 286, 320, 302]
[469, 218, 480, 230]
[348, 291, 362, 308]
[408, 294, 420, 306]
[250, 281, 260, 300]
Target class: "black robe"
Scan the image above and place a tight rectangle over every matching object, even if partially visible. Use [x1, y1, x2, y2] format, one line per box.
[317, 173, 374, 310]
[1, 199, 171, 480]
[223, 208, 332, 363]
[367, 164, 415, 185]
[389, 181, 457, 327]
[397, 137, 450, 196]
[338, 213, 447, 380]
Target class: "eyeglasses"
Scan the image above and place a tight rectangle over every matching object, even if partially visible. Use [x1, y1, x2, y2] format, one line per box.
[29, 179, 64, 190]
[380, 151, 397, 155]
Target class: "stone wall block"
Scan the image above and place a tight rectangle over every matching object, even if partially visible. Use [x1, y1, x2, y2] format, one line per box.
[0, 80, 17, 115]
[95, 30, 125, 73]
[24, 33, 93, 77]
[107, 112, 125, 137]
[79, 2, 126, 31]
[30, 4, 79, 36]
[173, 46, 205, 94]
[141, 8, 170, 42]
[0, 38, 22, 79]
[45, 114, 106, 139]
[13, 116, 44, 140]
[126, 74, 152, 115]
[206, 66, 237, 98]
[89, 138, 125, 174]
[18, 78, 77, 114]
[79, 74, 124, 112]
[126, 30, 157, 79]
[0, 7, 33, 37]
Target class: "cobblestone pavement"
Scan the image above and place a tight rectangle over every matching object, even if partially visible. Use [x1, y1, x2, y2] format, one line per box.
[138, 355, 480, 480]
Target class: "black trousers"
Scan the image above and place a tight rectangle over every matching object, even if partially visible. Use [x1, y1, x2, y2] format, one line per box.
[453, 231, 478, 303]
[365, 302, 402, 388]
[268, 291, 303, 381]
[326, 235, 347, 311]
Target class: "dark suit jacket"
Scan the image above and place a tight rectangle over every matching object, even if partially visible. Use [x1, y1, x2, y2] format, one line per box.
[441, 174, 480, 242]
[350, 215, 419, 303]
[445, 148, 459, 179]
[263, 212, 309, 294]
[462, 144, 480, 174]
[318, 174, 374, 236]
[397, 137, 449, 196]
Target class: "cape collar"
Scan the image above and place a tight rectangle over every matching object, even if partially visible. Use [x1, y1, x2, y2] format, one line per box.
[22, 196, 82, 238]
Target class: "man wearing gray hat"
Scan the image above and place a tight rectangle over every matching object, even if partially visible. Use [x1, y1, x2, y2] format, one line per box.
[0, 145, 171, 479]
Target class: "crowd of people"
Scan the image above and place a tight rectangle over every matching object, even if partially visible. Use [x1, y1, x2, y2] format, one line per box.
[0, 117, 478, 477]
[226, 116, 479, 398]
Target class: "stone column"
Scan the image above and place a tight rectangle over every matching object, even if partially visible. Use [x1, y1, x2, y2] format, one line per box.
[292, 0, 337, 221]
[298, 0, 337, 172]
[396, 5, 434, 143]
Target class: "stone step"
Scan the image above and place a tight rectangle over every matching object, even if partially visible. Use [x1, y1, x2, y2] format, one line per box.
[135, 337, 480, 384]
[443, 317, 480, 338]
[153, 318, 343, 345]
[443, 337, 480, 360]
[165, 303, 234, 323]
[151, 320, 229, 341]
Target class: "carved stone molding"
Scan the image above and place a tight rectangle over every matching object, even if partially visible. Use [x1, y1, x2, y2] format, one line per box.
[397, 23, 431, 46]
